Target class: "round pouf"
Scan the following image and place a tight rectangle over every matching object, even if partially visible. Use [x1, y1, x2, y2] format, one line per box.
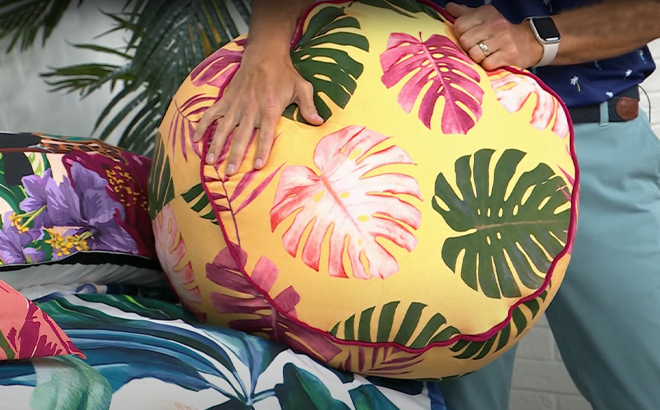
[149, 0, 578, 380]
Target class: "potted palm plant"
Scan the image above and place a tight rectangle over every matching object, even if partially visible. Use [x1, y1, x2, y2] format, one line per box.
[0, 0, 251, 157]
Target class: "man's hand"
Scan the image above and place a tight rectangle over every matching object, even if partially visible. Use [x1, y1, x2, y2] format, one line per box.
[192, 50, 323, 174]
[192, 0, 318, 175]
[446, 2, 543, 70]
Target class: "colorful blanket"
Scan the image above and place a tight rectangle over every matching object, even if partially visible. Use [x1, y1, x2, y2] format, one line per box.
[0, 293, 446, 409]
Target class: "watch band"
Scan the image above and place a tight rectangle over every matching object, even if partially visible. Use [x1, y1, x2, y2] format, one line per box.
[536, 41, 559, 67]
[526, 17, 561, 68]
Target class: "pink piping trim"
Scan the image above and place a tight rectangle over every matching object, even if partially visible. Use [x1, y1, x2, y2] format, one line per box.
[200, 0, 580, 353]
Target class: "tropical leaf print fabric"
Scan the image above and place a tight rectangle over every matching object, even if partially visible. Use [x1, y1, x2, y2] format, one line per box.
[0, 294, 447, 410]
[0, 280, 82, 362]
[151, 0, 578, 380]
[380, 32, 484, 133]
[270, 126, 422, 279]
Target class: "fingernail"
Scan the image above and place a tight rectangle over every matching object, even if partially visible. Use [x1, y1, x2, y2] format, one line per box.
[255, 159, 263, 169]
[206, 153, 215, 164]
[312, 114, 323, 121]
[226, 164, 235, 175]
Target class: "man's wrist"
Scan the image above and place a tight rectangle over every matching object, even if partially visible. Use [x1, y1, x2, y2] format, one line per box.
[526, 16, 561, 67]
[514, 21, 544, 69]
[242, 40, 294, 70]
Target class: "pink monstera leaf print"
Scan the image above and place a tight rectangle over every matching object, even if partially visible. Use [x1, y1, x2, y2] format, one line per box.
[206, 242, 341, 362]
[270, 125, 422, 280]
[380, 32, 484, 134]
[490, 69, 570, 138]
[1, 280, 83, 361]
[153, 204, 205, 319]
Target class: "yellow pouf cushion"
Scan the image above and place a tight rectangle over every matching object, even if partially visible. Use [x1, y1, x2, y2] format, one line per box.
[149, 0, 578, 380]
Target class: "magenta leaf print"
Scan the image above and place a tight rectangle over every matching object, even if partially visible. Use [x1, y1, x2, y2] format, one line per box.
[490, 70, 570, 138]
[270, 125, 422, 280]
[206, 242, 341, 363]
[380, 32, 484, 134]
[1, 280, 83, 361]
[168, 93, 217, 160]
[190, 38, 246, 91]
[174, 38, 246, 159]
[153, 204, 205, 319]
[185, 143, 284, 227]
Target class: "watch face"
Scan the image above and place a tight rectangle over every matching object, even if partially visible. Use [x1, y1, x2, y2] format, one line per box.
[533, 17, 561, 42]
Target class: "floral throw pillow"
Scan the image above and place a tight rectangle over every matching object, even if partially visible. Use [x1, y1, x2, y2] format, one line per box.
[0, 132, 164, 295]
[0, 279, 83, 361]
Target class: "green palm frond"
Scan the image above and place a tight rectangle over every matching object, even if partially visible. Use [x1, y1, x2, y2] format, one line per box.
[3, 0, 251, 157]
[109, 0, 249, 154]
[0, 0, 84, 52]
[39, 42, 134, 96]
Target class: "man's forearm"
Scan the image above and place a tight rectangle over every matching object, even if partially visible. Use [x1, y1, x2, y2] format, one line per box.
[551, 0, 660, 65]
[244, 0, 315, 58]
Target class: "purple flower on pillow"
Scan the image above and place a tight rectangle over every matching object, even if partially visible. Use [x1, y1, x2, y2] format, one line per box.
[61, 150, 155, 258]
[16, 163, 137, 256]
[19, 169, 54, 228]
[0, 214, 44, 265]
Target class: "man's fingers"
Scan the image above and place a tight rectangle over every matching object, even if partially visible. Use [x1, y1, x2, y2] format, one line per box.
[206, 116, 237, 165]
[193, 104, 225, 143]
[466, 35, 510, 69]
[480, 53, 506, 71]
[468, 37, 500, 62]
[468, 42, 487, 63]
[225, 115, 257, 176]
[254, 115, 279, 170]
[295, 81, 324, 126]
[445, 2, 471, 18]
[457, 22, 489, 51]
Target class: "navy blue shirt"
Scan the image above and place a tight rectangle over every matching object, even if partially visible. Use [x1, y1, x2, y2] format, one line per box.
[430, 0, 656, 108]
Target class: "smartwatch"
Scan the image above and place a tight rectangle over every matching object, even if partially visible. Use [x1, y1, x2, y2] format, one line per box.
[526, 16, 561, 67]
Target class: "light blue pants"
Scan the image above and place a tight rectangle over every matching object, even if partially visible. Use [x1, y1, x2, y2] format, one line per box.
[438, 106, 660, 410]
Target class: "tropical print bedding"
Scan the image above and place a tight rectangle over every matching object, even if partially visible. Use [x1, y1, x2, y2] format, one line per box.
[0, 291, 447, 410]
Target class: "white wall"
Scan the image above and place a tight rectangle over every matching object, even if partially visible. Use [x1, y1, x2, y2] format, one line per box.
[0, 1, 128, 144]
[1, 5, 660, 410]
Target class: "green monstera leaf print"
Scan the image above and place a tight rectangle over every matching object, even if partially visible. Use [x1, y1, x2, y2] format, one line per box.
[433, 149, 571, 299]
[284, 5, 369, 123]
[451, 290, 549, 360]
[330, 301, 459, 348]
[329, 301, 460, 377]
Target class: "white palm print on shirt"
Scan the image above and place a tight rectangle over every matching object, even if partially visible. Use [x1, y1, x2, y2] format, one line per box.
[571, 76, 581, 92]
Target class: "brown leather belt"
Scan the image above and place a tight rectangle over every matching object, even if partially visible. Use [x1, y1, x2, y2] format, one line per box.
[568, 86, 639, 124]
